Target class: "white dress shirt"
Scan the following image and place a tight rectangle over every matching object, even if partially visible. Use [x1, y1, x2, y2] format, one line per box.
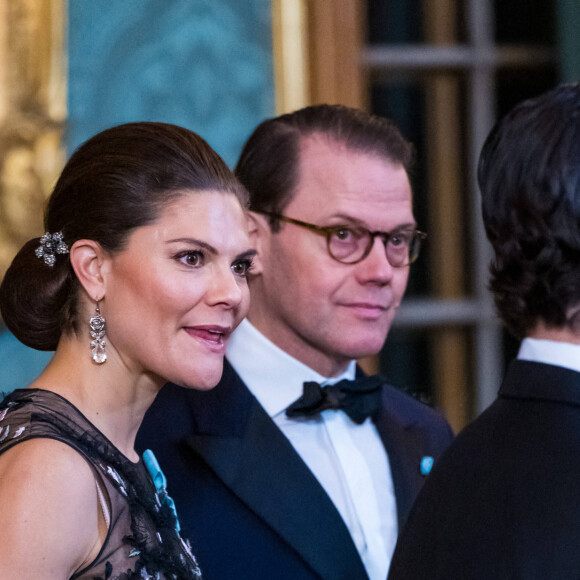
[227, 319, 398, 580]
[518, 337, 580, 372]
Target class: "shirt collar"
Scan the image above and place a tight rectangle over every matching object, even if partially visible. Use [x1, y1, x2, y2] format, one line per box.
[518, 337, 580, 374]
[226, 319, 356, 417]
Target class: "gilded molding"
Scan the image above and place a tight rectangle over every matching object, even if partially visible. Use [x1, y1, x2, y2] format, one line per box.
[0, 0, 66, 281]
[272, 0, 310, 114]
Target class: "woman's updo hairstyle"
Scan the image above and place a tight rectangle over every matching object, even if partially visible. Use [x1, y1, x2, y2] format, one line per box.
[0, 122, 248, 351]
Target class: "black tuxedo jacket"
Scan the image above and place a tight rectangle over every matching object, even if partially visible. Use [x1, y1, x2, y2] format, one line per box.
[389, 360, 580, 580]
[137, 359, 453, 580]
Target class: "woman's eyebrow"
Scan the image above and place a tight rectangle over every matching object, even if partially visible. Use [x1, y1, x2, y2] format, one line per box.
[167, 238, 218, 255]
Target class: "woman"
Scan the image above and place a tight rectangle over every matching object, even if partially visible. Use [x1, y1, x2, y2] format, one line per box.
[0, 122, 255, 579]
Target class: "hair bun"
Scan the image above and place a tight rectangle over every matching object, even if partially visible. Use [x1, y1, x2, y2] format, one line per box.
[0, 238, 72, 350]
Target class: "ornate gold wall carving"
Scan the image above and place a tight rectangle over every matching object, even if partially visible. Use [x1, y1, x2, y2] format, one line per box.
[272, 0, 365, 115]
[0, 0, 66, 281]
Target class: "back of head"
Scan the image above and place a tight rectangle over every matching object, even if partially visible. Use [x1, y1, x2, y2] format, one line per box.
[235, 104, 414, 218]
[478, 83, 580, 337]
[0, 122, 247, 351]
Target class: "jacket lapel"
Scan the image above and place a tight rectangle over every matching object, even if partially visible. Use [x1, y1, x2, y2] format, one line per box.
[184, 361, 368, 580]
[373, 390, 430, 530]
[355, 361, 427, 530]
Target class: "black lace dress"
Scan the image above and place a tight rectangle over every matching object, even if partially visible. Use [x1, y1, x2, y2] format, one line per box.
[0, 389, 202, 580]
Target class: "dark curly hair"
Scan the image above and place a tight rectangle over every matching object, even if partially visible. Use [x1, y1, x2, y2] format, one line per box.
[0, 122, 248, 351]
[235, 104, 414, 230]
[479, 83, 580, 338]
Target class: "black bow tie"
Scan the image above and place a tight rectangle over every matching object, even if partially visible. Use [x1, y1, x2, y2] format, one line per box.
[285, 376, 383, 425]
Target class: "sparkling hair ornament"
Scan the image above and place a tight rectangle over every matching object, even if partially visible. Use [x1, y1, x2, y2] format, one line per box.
[89, 301, 107, 364]
[34, 232, 69, 267]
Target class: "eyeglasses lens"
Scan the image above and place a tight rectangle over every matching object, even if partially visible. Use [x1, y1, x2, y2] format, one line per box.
[329, 229, 421, 266]
[328, 229, 367, 263]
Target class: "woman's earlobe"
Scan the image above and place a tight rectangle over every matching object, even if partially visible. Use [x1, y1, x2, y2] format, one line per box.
[69, 240, 107, 301]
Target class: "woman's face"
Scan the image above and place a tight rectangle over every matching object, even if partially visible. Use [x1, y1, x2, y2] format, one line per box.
[102, 191, 254, 390]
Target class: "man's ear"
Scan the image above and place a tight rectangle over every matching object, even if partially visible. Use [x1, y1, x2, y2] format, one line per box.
[69, 239, 108, 302]
[247, 211, 271, 276]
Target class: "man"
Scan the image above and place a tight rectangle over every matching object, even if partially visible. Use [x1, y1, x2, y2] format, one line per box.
[137, 104, 453, 580]
[388, 84, 580, 579]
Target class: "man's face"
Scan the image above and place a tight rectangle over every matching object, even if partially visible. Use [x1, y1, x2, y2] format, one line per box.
[249, 134, 415, 376]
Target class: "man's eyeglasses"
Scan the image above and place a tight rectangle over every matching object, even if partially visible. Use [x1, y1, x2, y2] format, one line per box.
[258, 212, 427, 267]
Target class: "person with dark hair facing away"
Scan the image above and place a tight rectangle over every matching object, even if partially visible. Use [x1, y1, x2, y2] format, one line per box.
[0, 122, 255, 579]
[388, 83, 580, 579]
[137, 104, 454, 580]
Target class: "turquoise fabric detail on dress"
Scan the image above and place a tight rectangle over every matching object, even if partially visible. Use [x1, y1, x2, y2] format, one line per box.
[143, 448, 181, 532]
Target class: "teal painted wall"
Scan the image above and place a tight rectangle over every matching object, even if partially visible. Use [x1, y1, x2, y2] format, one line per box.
[67, 0, 275, 166]
[0, 330, 53, 394]
[1, 0, 275, 392]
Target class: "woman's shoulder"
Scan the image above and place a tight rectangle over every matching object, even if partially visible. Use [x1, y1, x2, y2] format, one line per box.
[0, 436, 98, 506]
[0, 437, 101, 579]
[0, 432, 95, 475]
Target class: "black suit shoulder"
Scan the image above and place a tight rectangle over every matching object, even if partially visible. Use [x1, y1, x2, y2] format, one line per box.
[388, 361, 580, 579]
[380, 382, 452, 433]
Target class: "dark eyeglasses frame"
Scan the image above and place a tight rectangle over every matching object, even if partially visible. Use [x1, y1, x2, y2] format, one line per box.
[258, 211, 427, 267]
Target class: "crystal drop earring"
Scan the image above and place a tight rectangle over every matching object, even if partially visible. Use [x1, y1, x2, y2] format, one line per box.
[89, 301, 107, 364]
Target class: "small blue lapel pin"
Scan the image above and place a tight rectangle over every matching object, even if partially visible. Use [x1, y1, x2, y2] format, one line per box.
[420, 455, 434, 476]
[143, 448, 181, 532]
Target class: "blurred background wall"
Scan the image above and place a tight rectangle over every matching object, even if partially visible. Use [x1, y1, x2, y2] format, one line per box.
[0, 0, 578, 431]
